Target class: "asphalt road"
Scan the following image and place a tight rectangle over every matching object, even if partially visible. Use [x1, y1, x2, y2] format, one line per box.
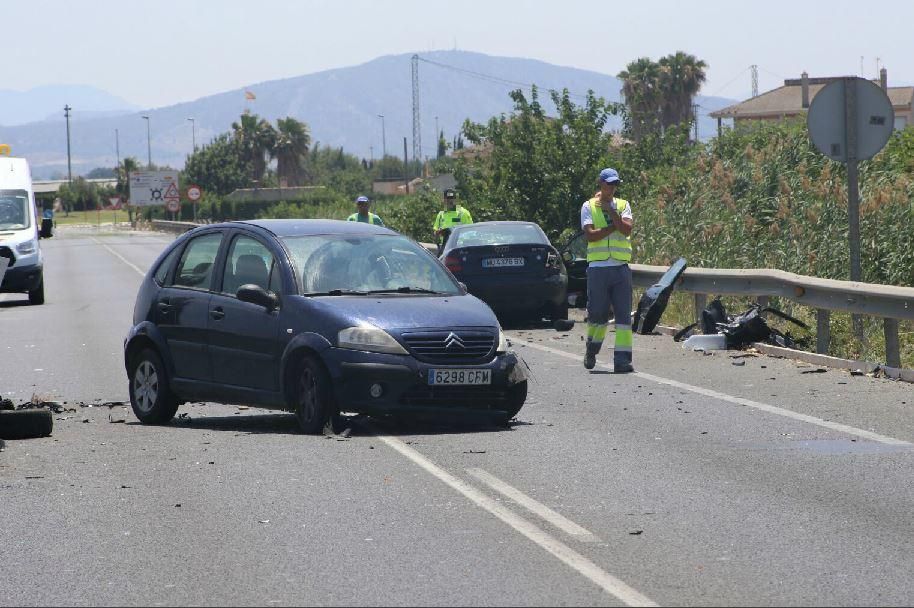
[2, 227, 914, 606]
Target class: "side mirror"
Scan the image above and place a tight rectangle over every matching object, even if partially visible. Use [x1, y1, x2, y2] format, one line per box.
[237, 284, 279, 311]
[561, 250, 573, 264]
[40, 218, 53, 239]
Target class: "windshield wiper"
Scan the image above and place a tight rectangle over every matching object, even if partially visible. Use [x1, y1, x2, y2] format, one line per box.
[364, 286, 447, 294]
[303, 289, 368, 296]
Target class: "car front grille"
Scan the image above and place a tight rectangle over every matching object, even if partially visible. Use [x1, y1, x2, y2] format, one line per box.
[0, 246, 15, 267]
[399, 385, 512, 411]
[400, 330, 496, 364]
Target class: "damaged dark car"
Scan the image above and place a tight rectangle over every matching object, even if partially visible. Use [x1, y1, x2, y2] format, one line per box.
[124, 220, 528, 433]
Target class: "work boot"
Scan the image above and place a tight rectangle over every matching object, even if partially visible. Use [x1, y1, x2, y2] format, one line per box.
[584, 343, 598, 370]
[614, 363, 635, 374]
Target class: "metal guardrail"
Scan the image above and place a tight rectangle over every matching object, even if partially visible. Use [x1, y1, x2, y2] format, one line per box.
[631, 263, 913, 369]
[150, 222, 911, 368]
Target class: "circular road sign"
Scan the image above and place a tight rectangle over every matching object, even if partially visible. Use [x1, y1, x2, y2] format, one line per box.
[808, 77, 895, 163]
[186, 185, 203, 202]
[166, 200, 181, 213]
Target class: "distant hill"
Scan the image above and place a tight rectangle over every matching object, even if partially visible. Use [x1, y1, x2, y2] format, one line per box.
[0, 51, 737, 179]
[0, 85, 138, 127]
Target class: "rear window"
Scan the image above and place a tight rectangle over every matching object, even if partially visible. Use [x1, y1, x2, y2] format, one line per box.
[0, 190, 30, 231]
[453, 224, 547, 248]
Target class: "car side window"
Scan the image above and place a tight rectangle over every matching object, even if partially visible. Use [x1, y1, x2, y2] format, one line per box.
[222, 235, 278, 295]
[567, 232, 588, 261]
[173, 233, 223, 290]
[153, 246, 181, 286]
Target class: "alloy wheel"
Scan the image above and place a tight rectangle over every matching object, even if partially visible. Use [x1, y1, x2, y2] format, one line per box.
[133, 360, 159, 413]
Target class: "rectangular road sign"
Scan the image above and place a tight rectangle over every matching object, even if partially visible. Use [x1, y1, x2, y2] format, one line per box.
[128, 171, 180, 206]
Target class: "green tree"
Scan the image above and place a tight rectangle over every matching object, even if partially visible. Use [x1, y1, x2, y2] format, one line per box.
[274, 117, 311, 186]
[437, 130, 447, 159]
[231, 112, 277, 184]
[183, 133, 251, 196]
[618, 57, 663, 142]
[658, 52, 708, 129]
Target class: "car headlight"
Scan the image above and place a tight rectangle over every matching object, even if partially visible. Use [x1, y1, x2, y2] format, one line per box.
[497, 328, 509, 354]
[338, 325, 408, 355]
[16, 239, 37, 255]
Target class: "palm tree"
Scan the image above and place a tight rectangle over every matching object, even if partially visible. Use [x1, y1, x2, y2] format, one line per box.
[658, 52, 708, 131]
[273, 117, 311, 187]
[618, 58, 663, 142]
[231, 113, 277, 183]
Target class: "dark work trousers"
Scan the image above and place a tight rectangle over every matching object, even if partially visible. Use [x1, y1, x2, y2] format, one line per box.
[586, 264, 633, 366]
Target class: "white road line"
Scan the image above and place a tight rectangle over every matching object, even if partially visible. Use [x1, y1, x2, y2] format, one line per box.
[512, 337, 912, 447]
[377, 435, 657, 607]
[466, 468, 601, 543]
[92, 238, 146, 277]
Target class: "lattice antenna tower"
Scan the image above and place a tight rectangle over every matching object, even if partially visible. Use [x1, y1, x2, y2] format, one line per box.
[750, 65, 759, 98]
[412, 54, 421, 164]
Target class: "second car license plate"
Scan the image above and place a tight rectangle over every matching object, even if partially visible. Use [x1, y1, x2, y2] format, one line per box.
[483, 257, 524, 268]
[428, 369, 492, 385]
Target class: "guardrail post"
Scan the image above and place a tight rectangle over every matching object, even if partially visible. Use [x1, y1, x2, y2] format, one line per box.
[816, 309, 830, 354]
[694, 293, 707, 324]
[884, 318, 901, 368]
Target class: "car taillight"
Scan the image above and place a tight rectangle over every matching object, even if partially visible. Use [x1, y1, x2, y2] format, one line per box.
[546, 251, 561, 269]
[444, 255, 463, 273]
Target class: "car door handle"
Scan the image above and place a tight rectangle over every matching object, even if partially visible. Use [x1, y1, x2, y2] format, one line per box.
[157, 302, 172, 313]
[210, 307, 225, 321]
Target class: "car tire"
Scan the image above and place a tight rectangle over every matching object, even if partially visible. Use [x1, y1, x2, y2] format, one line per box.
[0, 409, 53, 439]
[128, 348, 179, 424]
[552, 301, 569, 321]
[28, 278, 45, 305]
[294, 356, 336, 434]
[498, 380, 528, 424]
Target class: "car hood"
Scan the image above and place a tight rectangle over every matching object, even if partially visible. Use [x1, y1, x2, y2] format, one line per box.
[306, 293, 499, 332]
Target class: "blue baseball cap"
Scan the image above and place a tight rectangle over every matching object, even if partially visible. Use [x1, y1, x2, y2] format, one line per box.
[599, 168, 621, 184]
[356, 195, 370, 204]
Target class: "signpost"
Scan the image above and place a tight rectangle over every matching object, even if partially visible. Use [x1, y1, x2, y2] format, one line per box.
[186, 185, 202, 222]
[807, 76, 894, 346]
[128, 171, 180, 207]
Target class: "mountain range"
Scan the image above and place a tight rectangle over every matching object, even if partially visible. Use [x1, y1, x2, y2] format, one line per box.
[0, 51, 738, 179]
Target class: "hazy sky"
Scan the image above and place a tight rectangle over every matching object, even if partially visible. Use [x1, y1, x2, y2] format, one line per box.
[8, 0, 912, 108]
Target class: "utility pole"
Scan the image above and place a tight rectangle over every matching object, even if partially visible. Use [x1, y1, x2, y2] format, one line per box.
[411, 54, 422, 164]
[403, 137, 409, 194]
[750, 65, 759, 98]
[187, 117, 196, 152]
[64, 105, 72, 184]
[692, 104, 699, 141]
[141, 115, 152, 168]
[115, 128, 121, 174]
[377, 114, 387, 158]
[369, 145, 374, 163]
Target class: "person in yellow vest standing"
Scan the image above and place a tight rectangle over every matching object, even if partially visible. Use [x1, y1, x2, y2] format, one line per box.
[581, 168, 634, 373]
[433, 189, 473, 254]
[347, 195, 385, 226]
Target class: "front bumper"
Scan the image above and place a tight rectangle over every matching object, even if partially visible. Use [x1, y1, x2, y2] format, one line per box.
[0, 263, 43, 293]
[322, 347, 528, 417]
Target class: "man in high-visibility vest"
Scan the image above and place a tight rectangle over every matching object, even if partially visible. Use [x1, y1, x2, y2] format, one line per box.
[581, 168, 634, 373]
[433, 189, 473, 253]
[347, 195, 385, 226]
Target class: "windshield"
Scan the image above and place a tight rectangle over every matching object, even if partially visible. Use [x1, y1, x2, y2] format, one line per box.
[0, 190, 30, 231]
[283, 234, 461, 296]
[452, 224, 547, 248]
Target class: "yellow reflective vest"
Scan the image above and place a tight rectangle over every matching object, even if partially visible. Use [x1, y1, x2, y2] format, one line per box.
[586, 197, 632, 263]
[433, 206, 473, 231]
[347, 212, 384, 226]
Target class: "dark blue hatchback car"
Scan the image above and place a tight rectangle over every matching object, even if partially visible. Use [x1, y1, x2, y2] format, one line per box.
[124, 220, 528, 432]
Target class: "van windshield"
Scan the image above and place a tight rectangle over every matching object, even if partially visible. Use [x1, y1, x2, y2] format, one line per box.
[0, 190, 30, 231]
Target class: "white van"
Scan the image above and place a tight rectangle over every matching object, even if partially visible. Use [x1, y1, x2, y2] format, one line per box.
[0, 145, 44, 304]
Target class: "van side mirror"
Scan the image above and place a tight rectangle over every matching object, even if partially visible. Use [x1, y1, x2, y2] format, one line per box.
[40, 218, 53, 239]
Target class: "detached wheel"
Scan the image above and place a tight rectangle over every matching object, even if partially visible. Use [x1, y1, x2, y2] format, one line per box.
[28, 278, 45, 305]
[294, 356, 336, 434]
[128, 348, 179, 424]
[0, 409, 53, 439]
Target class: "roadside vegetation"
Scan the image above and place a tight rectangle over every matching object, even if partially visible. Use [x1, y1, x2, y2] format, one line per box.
[66, 51, 913, 366]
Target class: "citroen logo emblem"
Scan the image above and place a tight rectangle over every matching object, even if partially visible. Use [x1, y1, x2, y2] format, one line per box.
[444, 332, 465, 349]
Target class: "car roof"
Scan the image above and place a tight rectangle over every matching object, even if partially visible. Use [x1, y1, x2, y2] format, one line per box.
[229, 219, 396, 238]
